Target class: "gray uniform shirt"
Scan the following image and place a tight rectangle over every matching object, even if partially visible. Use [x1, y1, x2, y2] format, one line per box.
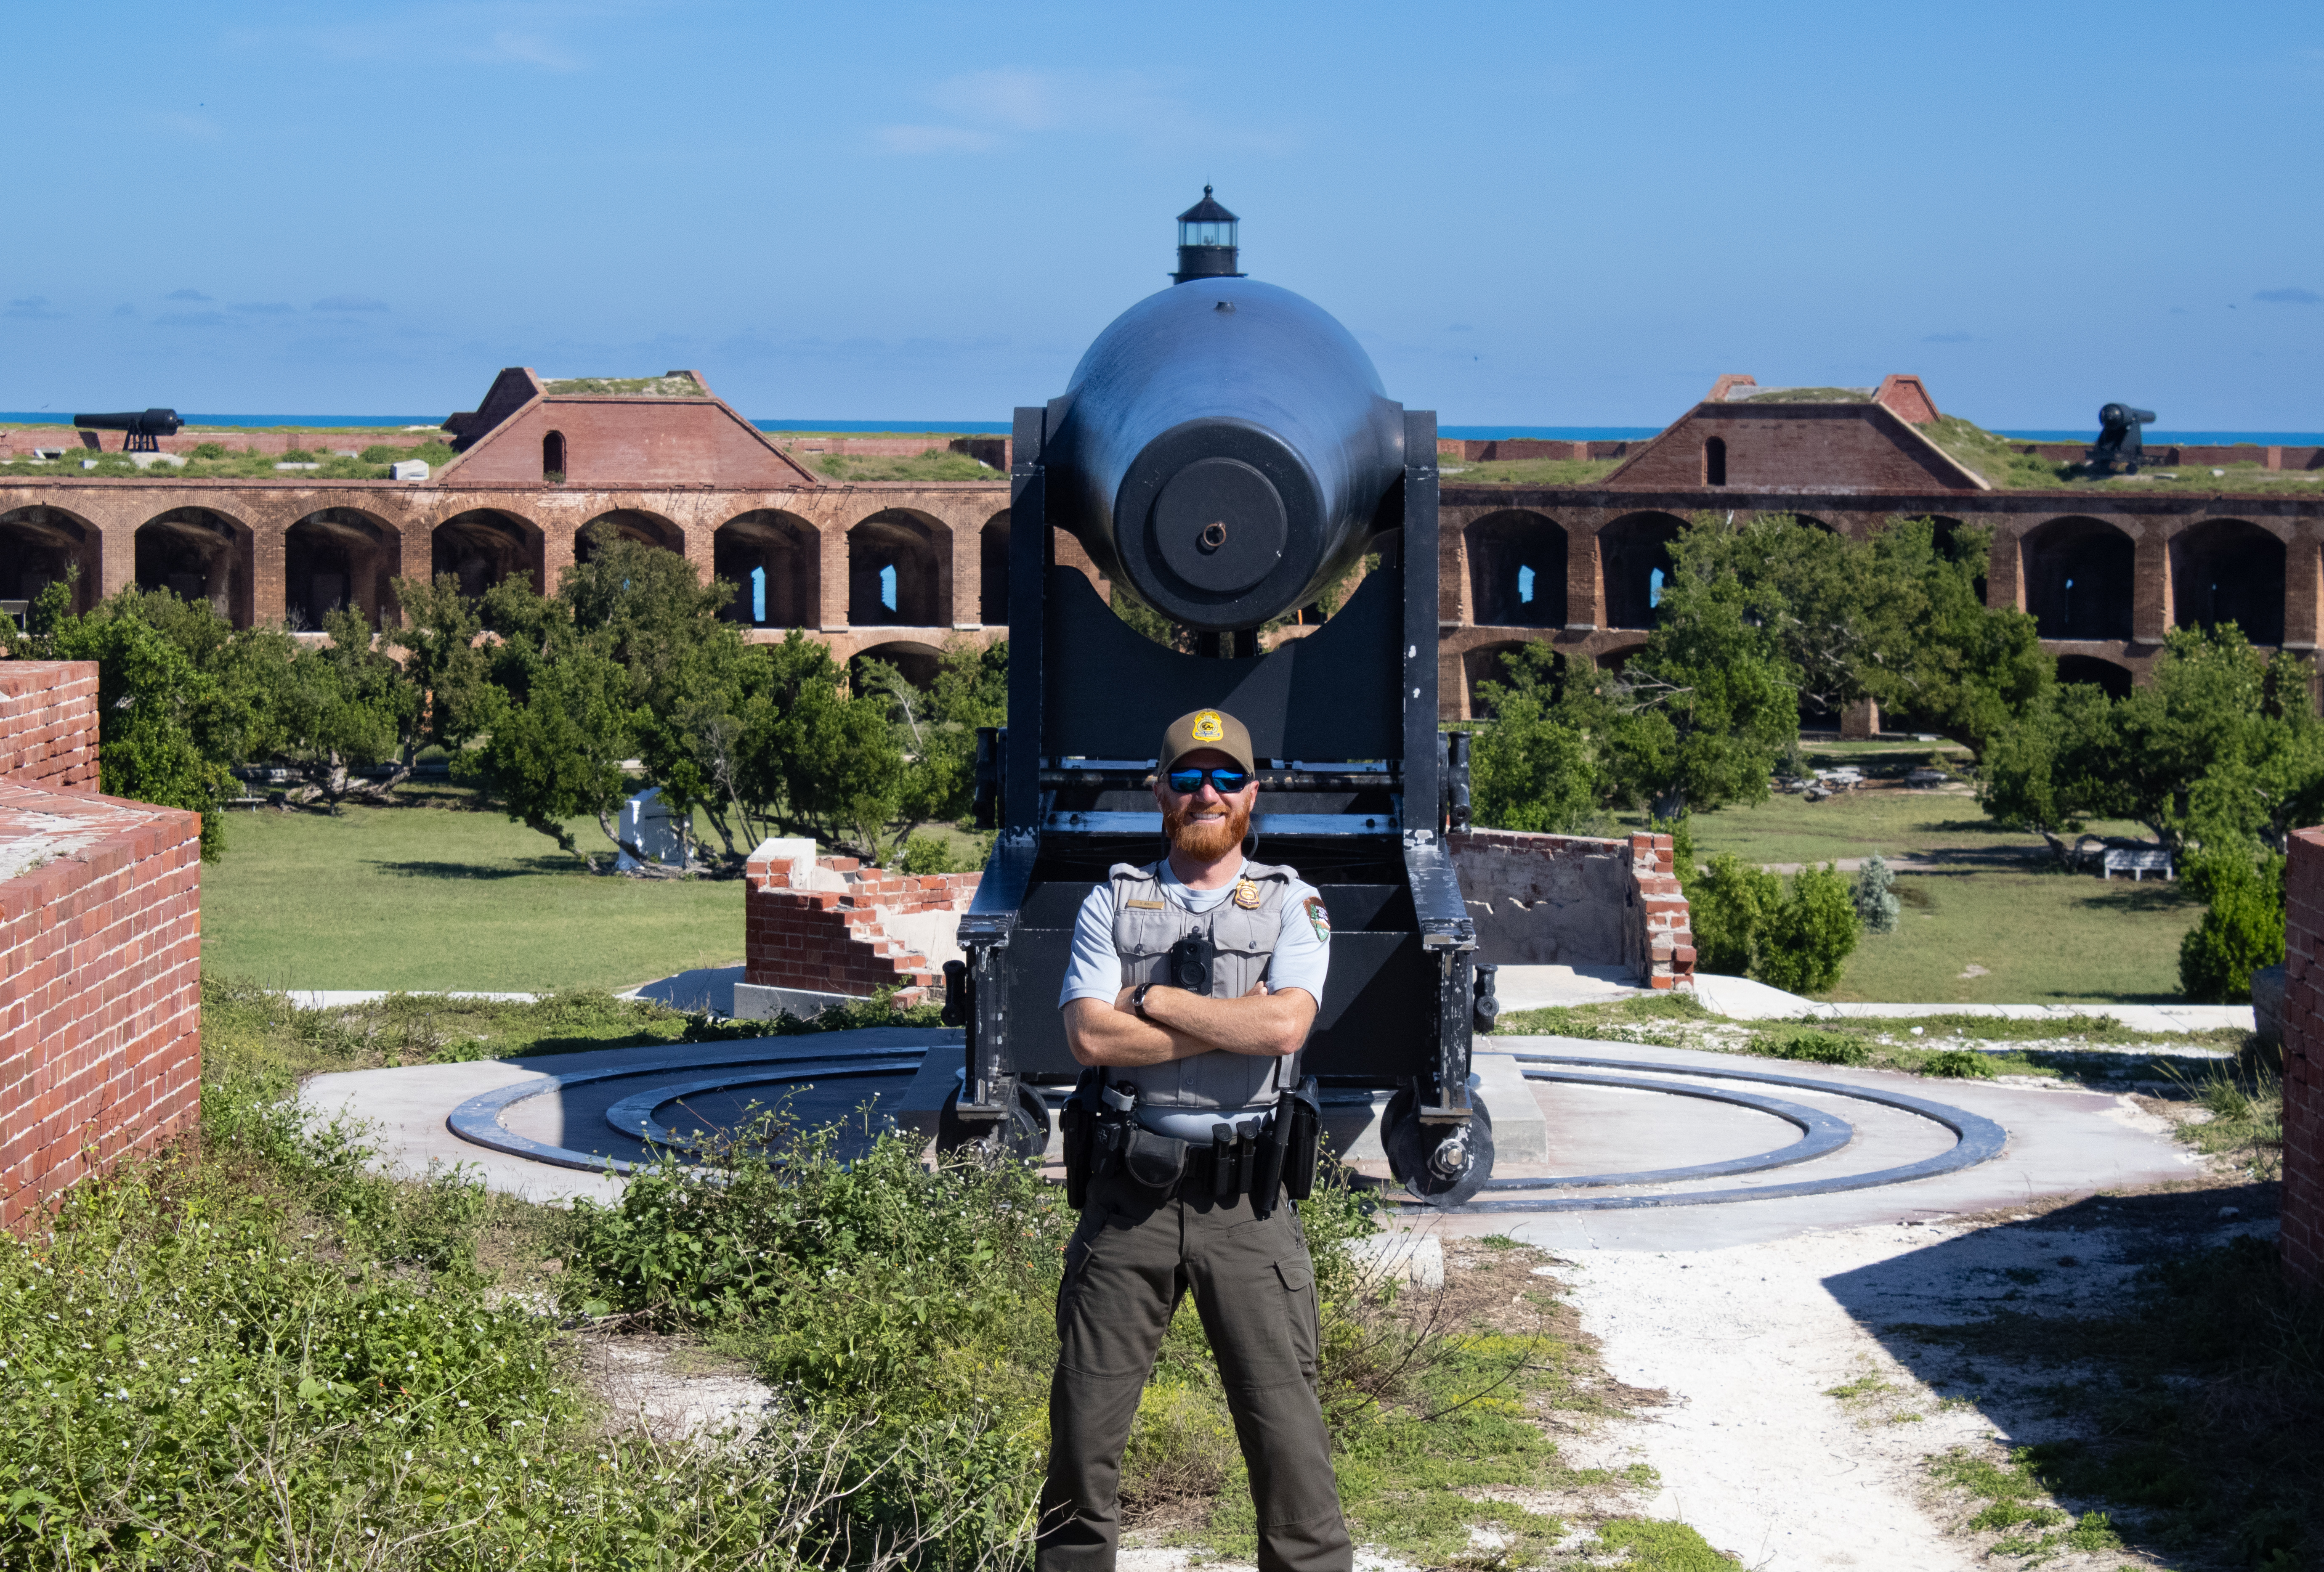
[1059, 856, 1331, 1138]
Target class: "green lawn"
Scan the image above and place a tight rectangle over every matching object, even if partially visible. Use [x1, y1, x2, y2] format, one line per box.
[1625, 761, 2204, 1003]
[202, 792, 744, 992]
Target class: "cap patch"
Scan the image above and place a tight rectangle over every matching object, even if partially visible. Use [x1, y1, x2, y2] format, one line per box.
[1191, 710, 1225, 743]
[1303, 895, 1331, 942]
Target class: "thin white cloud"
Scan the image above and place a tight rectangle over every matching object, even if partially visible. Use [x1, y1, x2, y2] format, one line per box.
[4, 297, 65, 321]
[876, 68, 1296, 157]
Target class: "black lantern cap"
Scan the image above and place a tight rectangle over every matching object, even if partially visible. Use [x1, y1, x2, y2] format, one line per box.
[1171, 186, 1244, 283]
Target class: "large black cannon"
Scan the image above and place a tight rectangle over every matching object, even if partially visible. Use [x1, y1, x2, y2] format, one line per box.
[73, 409, 183, 452]
[2088, 403, 2155, 475]
[939, 192, 1496, 1204]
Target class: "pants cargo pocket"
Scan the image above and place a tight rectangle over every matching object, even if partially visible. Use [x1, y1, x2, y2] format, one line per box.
[1274, 1255, 1320, 1376]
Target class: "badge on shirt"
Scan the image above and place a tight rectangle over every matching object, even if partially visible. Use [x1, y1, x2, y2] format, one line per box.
[1303, 895, 1331, 941]
[1232, 877, 1263, 909]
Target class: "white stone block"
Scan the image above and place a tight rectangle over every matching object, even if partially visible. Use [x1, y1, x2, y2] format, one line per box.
[390, 460, 430, 480]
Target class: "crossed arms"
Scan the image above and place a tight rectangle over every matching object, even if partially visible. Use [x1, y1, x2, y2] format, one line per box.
[1062, 982, 1317, 1068]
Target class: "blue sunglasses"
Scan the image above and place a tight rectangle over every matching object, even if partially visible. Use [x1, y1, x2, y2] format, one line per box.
[1164, 766, 1252, 795]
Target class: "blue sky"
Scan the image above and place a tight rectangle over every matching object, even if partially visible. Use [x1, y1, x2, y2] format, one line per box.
[3, 0, 2319, 429]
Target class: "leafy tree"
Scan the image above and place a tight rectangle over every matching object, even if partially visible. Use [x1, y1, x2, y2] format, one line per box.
[738, 633, 908, 860]
[1465, 645, 1605, 834]
[1657, 514, 2048, 758]
[242, 606, 423, 809]
[456, 635, 639, 867]
[860, 641, 1009, 831]
[1599, 553, 1800, 821]
[1979, 627, 2324, 863]
[3, 581, 245, 859]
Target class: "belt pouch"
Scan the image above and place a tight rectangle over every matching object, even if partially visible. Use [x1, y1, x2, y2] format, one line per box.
[1122, 1124, 1190, 1195]
[1284, 1077, 1323, 1201]
[1060, 1068, 1100, 1211]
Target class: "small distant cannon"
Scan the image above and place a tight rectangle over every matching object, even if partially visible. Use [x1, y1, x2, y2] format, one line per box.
[2087, 403, 2155, 475]
[73, 408, 183, 453]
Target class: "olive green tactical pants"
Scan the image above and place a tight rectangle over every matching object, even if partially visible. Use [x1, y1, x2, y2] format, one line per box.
[1037, 1172, 1352, 1572]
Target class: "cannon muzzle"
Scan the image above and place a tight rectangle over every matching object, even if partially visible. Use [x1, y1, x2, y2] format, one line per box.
[2098, 403, 2156, 431]
[72, 409, 183, 451]
[1042, 279, 1405, 632]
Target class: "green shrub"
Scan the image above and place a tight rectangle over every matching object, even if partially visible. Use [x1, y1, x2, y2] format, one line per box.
[278, 448, 314, 463]
[189, 441, 227, 459]
[1761, 1029, 1870, 1066]
[1921, 1048, 1995, 1078]
[2180, 854, 2285, 1003]
[358, 443, 407, 463]
[1689, 852, 1778, 974]
[1752, 864, 1861, 995]
[898, 833, 959, 874]
[1853, 851, 1902, 934]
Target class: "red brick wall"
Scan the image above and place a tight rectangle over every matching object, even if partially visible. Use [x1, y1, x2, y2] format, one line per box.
[743, 846, 980, 1005]
[0, 779, 202, 1233]
[2282, 826, 2324, 1291]
[1607, 404, 1982, 493]
[444, 397, 815, 487]
[0, 661, 99, 789]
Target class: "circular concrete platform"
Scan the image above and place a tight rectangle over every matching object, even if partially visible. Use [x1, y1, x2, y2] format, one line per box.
[296, 1026, 2206, 1246]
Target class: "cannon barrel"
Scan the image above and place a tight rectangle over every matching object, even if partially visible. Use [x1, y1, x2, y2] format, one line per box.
[2098, 403, 2156, 430]
[72, 408, 183, 437]
[1043, 278, 1405, 632]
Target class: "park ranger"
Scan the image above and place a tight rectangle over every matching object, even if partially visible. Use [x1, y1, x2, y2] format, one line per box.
[1039, 706, 1349, 1572]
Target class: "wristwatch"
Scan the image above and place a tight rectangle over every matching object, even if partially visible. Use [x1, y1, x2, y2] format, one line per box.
[1131, 982, 1157, 1018]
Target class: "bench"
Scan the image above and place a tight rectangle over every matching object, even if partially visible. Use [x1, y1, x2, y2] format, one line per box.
[2102, 848, 2173, 881]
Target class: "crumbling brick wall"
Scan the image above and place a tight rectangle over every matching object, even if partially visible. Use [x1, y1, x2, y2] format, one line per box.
[1448, 827, 1695, 990]
[742, 839, 980, 1007]
[0, 661, 203, 1233]
[2280, 826, 2324, 1291]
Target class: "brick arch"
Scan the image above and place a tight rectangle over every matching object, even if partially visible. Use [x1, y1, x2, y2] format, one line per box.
[1599, 511, 1687, 631]
[287, 506, 401, 629]
[2021, 516, 2134, 642]
[2170, 517, 2285, 644]
[1466, 510, 1567, 628]
[577, 508, 685, 559]
[431, 507, 544, 601]
[135, 504, 255, 628]
[1461, 636, 1573, 718]
[0, 503, 103, 615]
[850, 638, 948, 693]
[979, 509, 1011, 626]
[2056, 653, 2134, 700]
[715, 509, 820, 629]
[847, 507, 951, 627]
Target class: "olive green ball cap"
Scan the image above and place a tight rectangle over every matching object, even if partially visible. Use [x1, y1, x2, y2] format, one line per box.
[1160, 708, 1255, 775]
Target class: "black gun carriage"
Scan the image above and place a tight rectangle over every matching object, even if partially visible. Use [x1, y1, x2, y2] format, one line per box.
[2088, 403, 2156, 475]
[935, 194, 1501, 1205]
[72, 409, 183, 452]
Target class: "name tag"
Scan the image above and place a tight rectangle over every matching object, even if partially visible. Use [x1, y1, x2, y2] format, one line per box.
[1123, 898, 1167, 909]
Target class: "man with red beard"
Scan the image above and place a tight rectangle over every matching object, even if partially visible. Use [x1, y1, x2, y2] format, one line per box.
[1040, 707, 1347, 1572]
